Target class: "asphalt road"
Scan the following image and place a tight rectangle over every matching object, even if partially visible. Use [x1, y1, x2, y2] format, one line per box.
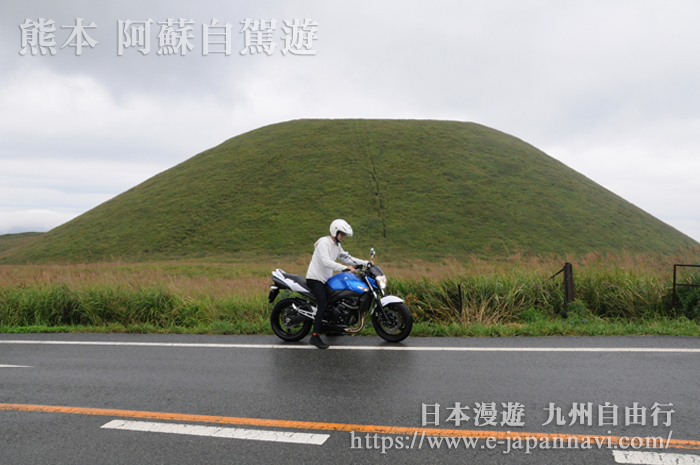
[1, 333, 699, 465]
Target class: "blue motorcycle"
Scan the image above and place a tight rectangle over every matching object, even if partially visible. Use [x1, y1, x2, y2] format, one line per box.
[268, 248, 413, 343]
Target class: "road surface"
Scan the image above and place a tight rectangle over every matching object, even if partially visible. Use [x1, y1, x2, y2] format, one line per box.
[1, 333, 699, 464]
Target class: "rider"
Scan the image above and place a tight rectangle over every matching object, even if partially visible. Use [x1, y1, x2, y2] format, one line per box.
[306, 219, 368, 349]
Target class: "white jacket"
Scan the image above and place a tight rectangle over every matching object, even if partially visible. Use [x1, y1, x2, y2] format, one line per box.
[306, 236, 368, 283]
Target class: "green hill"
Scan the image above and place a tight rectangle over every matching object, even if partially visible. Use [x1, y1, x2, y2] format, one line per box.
[0, 232, 43, 255]
[1, 119, 697, 264]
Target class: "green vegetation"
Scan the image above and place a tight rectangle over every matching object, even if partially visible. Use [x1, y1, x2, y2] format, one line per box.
[1, 252, 699, 336]
[2, 119, 697, 336]
[0, 232, 42, 254]
[1, 119, 696, 264]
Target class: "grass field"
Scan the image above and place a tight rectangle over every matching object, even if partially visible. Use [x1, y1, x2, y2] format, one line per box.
[2, 250, 699, 337]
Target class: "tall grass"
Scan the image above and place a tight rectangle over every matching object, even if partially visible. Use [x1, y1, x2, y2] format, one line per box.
[0, 251, 699, 333]
[388, 250, 700, 325]
[393, 272, 558, 325]
[0, 284, 269, 329]
[0, 261, 273, 330]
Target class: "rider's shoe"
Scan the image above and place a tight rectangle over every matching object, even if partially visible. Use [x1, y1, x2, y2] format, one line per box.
[310, 334, 329, 349]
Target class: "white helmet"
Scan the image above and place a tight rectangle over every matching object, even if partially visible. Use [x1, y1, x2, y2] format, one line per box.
[330, 219, 353, 239]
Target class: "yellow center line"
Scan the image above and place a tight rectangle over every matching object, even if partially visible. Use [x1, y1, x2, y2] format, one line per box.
[2, 402, 699, 450]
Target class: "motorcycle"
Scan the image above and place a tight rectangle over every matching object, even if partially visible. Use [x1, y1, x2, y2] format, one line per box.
[267, 248, 412, 343]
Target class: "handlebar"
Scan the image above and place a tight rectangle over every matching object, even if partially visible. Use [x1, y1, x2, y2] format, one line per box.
[343, 262, 374, 274]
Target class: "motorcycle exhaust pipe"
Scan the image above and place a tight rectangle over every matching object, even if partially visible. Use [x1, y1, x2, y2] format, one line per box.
[344, 311, 366, 334]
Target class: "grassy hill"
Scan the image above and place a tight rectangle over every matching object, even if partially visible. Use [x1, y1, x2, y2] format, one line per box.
[1, 119, 697, 264]
[0, 232, 43, 255]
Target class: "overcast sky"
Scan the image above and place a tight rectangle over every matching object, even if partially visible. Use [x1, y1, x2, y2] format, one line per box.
[2, 0, 700, 245]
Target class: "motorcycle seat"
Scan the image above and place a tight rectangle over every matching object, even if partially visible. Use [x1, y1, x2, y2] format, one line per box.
[281, 272, 308, 288]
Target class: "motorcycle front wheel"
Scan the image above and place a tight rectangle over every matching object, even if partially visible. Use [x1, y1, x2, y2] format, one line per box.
[270, 298, 313, 342]
[372, 303, 413, 343]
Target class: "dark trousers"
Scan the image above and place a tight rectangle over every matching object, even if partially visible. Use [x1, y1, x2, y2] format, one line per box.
[307, 279, 328, 334]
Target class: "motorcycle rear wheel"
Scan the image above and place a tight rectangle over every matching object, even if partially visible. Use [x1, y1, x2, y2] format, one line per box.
[270, 298, 313, 342]
[372, 302, 413, 343]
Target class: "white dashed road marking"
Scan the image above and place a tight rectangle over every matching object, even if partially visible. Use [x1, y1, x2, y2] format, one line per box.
[101, 419, 330, 445]
[613, 450, 700, 464]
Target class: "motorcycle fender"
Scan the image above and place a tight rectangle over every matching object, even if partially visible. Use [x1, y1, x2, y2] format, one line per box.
[268, 286, 280, 303]
[380, 295, 404, 307]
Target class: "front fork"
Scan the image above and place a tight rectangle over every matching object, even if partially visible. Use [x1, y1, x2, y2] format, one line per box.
[368, 279, 391, 321]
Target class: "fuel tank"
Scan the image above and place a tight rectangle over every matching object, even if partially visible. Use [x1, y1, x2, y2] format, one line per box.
[326, 272, 369, 293]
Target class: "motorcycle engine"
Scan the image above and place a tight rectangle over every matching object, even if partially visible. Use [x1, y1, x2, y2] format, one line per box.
[328, 298, 359, 326]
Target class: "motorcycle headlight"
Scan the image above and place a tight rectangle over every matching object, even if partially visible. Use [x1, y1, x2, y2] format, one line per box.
[376, 275, 387, 290]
